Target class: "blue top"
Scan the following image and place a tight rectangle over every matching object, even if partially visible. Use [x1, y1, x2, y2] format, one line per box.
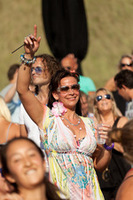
[79, 75, 96, 94]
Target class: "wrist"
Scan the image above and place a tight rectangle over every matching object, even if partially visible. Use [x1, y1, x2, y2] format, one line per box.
[104, 142, 114, 151]
[24, 53, 34, 60]
[20, 53, 36, 66]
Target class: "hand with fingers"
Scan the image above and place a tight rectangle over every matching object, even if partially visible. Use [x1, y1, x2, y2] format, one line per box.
[97, 124, 112, 145]
[24, 25, 41, 57]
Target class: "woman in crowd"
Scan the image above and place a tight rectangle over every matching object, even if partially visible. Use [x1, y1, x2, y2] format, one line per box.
[0, 95, 20, 144]
[0, 96, 20, 198]
[108, 120, 133, 200]
[93, 88, 130, 200]
[19, 53, 61, 149]
[16, 25, 113, 200]
[0, 137, 67, 200]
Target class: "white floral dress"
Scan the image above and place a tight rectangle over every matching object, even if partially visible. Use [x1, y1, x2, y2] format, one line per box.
[40, 106, 104, 200]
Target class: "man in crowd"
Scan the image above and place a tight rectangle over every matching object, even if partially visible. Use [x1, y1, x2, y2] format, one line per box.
[0, 64, 21, 123]
[114, 69, 133, 119]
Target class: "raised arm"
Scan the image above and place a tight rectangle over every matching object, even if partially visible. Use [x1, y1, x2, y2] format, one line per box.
[4, 83, 17, 103]
[17, 25, 44, 128]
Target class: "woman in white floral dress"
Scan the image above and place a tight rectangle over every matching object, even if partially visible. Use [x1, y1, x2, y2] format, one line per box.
[17, 25, 113, 200]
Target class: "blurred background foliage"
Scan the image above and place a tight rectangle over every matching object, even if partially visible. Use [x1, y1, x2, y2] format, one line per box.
[0, 0, 133, 90]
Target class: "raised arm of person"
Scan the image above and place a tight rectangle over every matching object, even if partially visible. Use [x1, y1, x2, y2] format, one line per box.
[4, 83, 17, 103]
[17, 25, 44, 129]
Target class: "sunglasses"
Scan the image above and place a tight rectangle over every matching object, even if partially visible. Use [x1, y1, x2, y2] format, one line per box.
[57, 84, 80, 93]
[96, 94, 111, 102]
[31, 66, 43, 74]
[120, 63, 133, 68]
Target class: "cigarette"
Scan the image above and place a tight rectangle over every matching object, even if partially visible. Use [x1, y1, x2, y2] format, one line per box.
[11, 44, 24, 54]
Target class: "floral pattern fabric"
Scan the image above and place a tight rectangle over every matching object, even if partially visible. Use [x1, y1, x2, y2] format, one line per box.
[40, 106, 104, 200]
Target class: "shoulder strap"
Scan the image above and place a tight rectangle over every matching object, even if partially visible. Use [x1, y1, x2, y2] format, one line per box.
[6, 122, 12, 142]
[122, 175, 133, 183]
[112, 117, 121, 128]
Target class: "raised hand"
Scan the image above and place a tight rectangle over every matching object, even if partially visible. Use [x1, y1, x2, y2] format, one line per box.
[24, 25, 41, 56]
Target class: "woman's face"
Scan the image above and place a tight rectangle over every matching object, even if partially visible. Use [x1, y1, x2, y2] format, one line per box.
[5, 140, 45, 190]
[31, 57, 51, 86]
[95, 90, 113, 113]
[120, 57, 133, 71]
[53, 76, 80, 110]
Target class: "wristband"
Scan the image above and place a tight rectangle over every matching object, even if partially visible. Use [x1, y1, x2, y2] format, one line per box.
[20, 53, 36, 65]
[104, 142, 114, 150]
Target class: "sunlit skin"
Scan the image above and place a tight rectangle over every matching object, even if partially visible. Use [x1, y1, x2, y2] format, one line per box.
[53, 76, 80, 111]
[5, 140, 45, 191]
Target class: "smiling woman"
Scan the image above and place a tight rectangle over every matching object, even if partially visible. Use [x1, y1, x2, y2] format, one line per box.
[16, 25, 114, 200]
[1, 137, 67, 200]
[93, 88, 130, 200]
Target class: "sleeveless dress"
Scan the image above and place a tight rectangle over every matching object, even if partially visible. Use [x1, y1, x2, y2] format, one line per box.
[40, 106, 104, 200]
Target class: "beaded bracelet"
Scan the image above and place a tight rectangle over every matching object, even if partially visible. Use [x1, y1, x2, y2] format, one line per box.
[104, 142, 114, 150]
[20, 53, 36, 65]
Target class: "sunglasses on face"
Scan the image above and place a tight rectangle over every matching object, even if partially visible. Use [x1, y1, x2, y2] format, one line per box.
[31, 66, 43, 74]
[120, 63, 133, 68]
[57, 84, 80, 93]
[96, 94, 111, 102]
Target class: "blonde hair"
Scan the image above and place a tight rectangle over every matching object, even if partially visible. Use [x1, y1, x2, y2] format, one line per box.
[108, 120, 133, 164]
[93, 88, 119, 122]
[0, 96, 11, 122]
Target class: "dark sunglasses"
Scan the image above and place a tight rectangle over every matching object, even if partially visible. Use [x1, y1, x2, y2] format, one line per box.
[31, 67, 43, 74]
[120, 63, 133, 68]
[57, 84, 80, 93]
[96, 94, 111, 102]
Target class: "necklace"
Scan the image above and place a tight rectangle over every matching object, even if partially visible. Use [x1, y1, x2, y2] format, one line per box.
[61, 116, 82, 147]
[62, 116, 81, 126]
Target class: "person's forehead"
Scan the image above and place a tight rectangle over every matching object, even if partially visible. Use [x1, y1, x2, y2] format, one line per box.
[121, 57, 132, 63]
[62, 57, 74, 67]
[60, 76, 77, 85]
[96, 90, 107, 95]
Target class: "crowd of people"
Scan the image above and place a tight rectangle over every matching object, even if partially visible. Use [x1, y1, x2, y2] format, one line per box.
[0, 24, 133, 200]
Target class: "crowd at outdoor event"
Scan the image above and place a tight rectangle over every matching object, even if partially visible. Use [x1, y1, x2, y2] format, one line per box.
[0, 25, 133, 200]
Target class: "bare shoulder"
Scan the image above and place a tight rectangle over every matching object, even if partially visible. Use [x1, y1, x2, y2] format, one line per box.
[116, 177, 133, 200]
[11, 123, 20, 129]
[104, 76, 116, 91]
[10, 123, 20, 137]
[117, 116, 128, 128]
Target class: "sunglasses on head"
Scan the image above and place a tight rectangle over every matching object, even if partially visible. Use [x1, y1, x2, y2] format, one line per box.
[96, 94, 111, 102]
[57, 84, 80, 93]
[31, 66, 43, 74]
[120, 63, 133, 68]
